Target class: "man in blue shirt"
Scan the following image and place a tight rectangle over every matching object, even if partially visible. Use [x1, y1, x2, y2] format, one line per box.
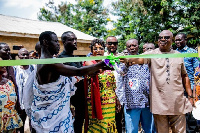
[116, 39, 155, 133]
[175, 33, 199, 90]
[175, 33, 199, 133]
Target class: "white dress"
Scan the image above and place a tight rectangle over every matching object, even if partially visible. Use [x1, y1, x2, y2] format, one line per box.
[23, 66, 82, 133]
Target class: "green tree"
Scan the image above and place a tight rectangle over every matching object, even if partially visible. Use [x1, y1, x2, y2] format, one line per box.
[38, 1, 75, 26]
[38, 0, 200, 52]
[110, 0, 200, 52]
[175, 0, 200, 48]
[73, 0, 109, 37]
[38, 0, 109, 38]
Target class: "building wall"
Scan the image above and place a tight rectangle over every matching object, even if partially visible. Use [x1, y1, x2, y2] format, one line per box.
[74, 43, 91, 56]
[0, 35, 90, 56]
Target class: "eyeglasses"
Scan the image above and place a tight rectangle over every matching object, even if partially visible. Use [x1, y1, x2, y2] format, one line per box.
[158, 36, 170, 40]
[107, 42, 118, 46]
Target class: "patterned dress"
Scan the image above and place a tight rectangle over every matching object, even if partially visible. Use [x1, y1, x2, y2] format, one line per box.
[0, 80, 23, 132]
[86, 70, 117, 133]
[194, 67, 200, 103]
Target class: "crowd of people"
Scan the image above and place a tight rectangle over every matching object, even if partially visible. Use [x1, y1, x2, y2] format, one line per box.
[0, 29, 199, 133]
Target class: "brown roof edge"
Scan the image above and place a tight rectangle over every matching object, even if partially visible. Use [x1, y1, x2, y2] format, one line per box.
[0, 31, 39, 38]
[0, 31, 94, 43]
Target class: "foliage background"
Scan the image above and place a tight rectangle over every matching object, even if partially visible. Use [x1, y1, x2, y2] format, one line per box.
[38, 0, 200, 53]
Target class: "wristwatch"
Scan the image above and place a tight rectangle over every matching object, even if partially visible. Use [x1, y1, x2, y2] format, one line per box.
[188, 95, 193, 99]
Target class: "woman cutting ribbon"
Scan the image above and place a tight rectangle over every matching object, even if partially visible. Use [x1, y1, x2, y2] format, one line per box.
[84, 39, 120, 133]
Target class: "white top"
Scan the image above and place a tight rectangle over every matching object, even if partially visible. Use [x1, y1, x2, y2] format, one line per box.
[14, 65, 35, 109]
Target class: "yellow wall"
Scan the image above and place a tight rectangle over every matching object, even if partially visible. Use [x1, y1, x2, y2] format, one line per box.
[0, 35, 91, 56]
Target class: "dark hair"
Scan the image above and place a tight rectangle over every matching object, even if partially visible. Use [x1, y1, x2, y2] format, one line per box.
[90, 39, 105, 52]
[39, 31, 56, 46]
[176, 33, 187, 40]
[35, 41, 41, 52]
[61, 31, 75, 43]
[0, 42, 8, 49]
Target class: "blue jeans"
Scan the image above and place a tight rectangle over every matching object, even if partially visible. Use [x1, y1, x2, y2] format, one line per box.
[124, 107, 156, 133]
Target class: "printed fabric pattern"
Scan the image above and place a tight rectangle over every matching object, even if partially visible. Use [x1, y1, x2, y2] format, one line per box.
[122, 64, 150, 109]
[0, 80, 23, 132]
[86, 70, 117, 133]
[194, 68, 200, 103]
[31, 75, 80, 133]
[177, 45, 199, 88]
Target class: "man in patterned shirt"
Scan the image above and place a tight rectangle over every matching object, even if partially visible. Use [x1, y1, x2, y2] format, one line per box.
[116, 39, 155, 133]
[175, 33, 199, 133]
[124, 30, 193, 133]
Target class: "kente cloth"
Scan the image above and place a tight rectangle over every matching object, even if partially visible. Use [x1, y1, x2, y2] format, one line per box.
[0, 80, 23, 132]
[85, 70, 117, 133]
[87, 103, 117, 133]
[14, 65, 35, 109]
